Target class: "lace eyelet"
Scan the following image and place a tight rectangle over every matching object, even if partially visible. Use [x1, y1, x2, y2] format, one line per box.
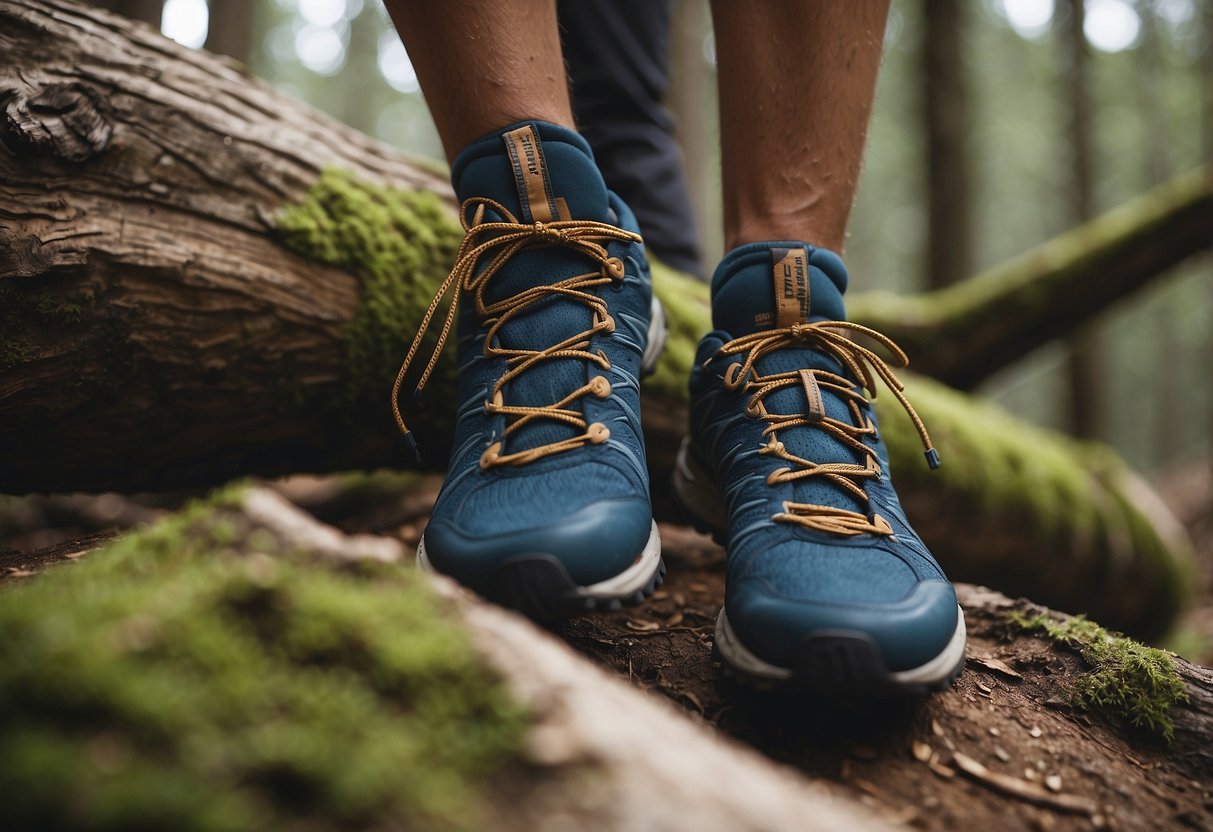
[605, 257, 625, 281]
[723, 362, 745, 389]
[479, 441, 503, 470]
[766, 467, 790, 485]
[869, 513, 894, 535]
[589, 376, 612, 398]
[483, 389, 504, 413]
[587, 422, 610, 444]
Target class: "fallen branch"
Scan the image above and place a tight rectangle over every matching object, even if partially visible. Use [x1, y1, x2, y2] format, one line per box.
[850, 167, 1213, 389]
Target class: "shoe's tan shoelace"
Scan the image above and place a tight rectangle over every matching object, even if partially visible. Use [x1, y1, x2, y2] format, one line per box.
[712, 320, 940, 536]
[391, 197, 642, 468]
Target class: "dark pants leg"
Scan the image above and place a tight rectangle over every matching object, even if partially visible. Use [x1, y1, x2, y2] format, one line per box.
[558, 0, 705, 279]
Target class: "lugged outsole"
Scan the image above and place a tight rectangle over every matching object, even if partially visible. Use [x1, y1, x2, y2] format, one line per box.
[715, 608, 967, 698]
[418, 523, 666, 622]
[492, 555, 667, 621]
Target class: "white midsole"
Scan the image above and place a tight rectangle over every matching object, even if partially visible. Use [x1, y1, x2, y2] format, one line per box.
[715, 605, 968, 686]
[672, 436, 728, 532]
[417, 520, 662, 599]
[641, 295, 668, 374]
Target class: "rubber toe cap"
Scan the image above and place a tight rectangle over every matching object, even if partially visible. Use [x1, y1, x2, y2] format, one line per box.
[726, 577, 961, 673]
[423, 495, 653, 594]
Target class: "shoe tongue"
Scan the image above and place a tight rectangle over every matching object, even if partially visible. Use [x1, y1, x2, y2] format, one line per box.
[711, 243, 865, 515]
[710, 242, 848, 337]
[451, 121, 612, 227]
[449, 121, 614, 454]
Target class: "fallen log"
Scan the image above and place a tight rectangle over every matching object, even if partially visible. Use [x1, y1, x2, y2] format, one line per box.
[2, 491, 1210, 832]
[0, 0, 1194, 636]
[850, 167, 1213, 390]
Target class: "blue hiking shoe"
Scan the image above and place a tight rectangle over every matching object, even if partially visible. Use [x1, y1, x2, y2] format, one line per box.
[392, 121, 666, 620]
[673, 242, 965, 696]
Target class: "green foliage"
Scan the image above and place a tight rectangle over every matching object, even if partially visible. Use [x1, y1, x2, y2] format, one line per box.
[275, 168, 463, 410]
[0, 486, 529, 831]
[1011, 611, 1189, 741]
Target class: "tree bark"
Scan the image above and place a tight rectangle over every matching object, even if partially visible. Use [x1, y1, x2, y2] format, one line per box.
[0, 0, 452, 492]
[0, 0, 1197, 637]
[6, 492, 1213, 832]
[921, 0, 972, 289]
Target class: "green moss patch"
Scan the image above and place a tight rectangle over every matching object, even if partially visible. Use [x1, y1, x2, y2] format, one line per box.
[275, 168, 463, 409]
[873, 372, 1192, 635]
[1011, 611, 1188, 741]
[0, 486, 528, 831]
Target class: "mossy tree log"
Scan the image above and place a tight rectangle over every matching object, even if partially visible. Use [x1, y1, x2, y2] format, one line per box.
[850, 166, 1213, 390]
[0, 0, 1195, 635]
[3, 494, 1212, 832]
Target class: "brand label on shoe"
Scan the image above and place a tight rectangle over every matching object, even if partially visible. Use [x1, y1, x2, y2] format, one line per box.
[770, 247, 811, 328]
[502, 125, 570, 224]
[798, 369, 826, 422]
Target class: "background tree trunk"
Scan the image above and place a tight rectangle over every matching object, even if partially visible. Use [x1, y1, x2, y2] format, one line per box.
[666, 0, 715, 273]
[1135, 1, 1183, 467]
[921, 0, 972, 290]
[1057, 0, 1108, 441]
[340, 3, 382, 137]
[203, 0, 255, 63]
[1203, 0, 1213, 472]
[91, 0, 160, 26]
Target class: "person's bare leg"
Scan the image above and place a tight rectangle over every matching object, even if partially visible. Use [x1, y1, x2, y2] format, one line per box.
[382, 0, 574, 163]
[711, 0, 890, 253]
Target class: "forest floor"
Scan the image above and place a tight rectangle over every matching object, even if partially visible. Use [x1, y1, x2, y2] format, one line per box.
[2, 466, 1212, 831]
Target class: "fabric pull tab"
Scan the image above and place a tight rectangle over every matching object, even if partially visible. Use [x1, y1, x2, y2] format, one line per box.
[771, 247, 811, 328]
[798, 369, 826, 422]
[502, 124, 559, 223]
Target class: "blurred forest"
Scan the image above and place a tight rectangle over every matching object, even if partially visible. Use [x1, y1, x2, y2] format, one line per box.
[104, 0, 1211, 473]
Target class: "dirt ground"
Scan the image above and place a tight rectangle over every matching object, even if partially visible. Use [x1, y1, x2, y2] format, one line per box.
[3, 469, 1212, 831]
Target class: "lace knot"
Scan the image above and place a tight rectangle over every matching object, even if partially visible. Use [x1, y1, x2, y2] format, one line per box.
[533, 220, 567, 243]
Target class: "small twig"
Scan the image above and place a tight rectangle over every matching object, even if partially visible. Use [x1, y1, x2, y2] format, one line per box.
[951, 752, 1097, 816]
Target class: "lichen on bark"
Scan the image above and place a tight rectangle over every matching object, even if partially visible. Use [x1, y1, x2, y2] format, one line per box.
[0, 484, 529, 831]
